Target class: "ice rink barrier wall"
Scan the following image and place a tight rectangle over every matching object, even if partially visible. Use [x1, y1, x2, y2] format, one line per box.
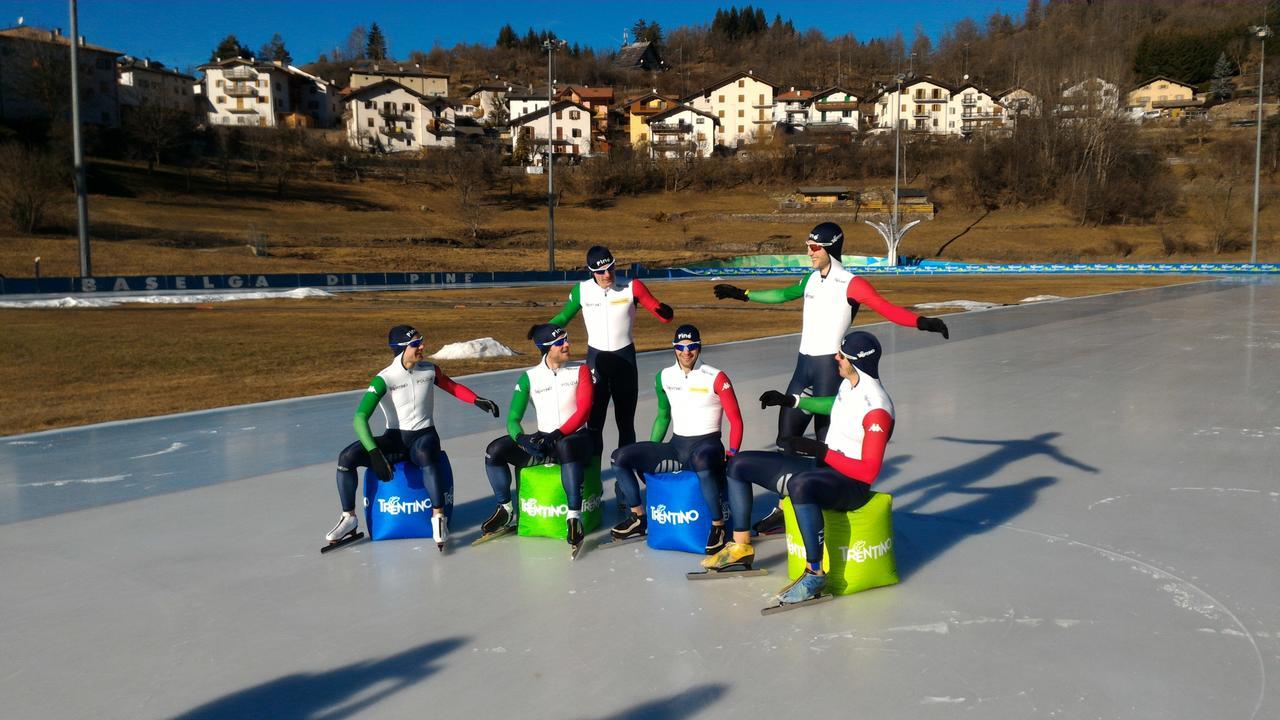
[2, 263, 1278, 295]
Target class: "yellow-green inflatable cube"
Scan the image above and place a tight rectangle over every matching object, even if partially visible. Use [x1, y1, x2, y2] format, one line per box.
[780, 492, 898, 596]
[516, 459, 602, 539]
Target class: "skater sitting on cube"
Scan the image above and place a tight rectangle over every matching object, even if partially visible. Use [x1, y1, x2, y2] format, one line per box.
[703, 330, 895, 609]
[325, 325, 500, 551]
[480, 324, 595, 550]
[609, 324, 743, 553]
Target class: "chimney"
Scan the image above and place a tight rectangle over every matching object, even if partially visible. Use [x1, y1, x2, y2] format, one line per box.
[79, 35, 85, 47]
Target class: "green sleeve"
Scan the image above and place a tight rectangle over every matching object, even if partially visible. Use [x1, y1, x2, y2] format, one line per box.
[796, 394, 835, 416]
[548, 284, 582, 326]
[354, 375, 387, 451]
[649, 372, 671, 442]
[746, 274, 808, 304]
[506, 373, 531, 440]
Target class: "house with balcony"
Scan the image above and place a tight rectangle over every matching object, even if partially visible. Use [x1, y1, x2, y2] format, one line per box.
[997, 86, 1041, 119]
[870, 77, 956, 134]
[555, 85, 615, 153]
[643, 104, 719, 159]
[774, 88, 816, 125]
[509, 100, 593, 163]
[350, 63, 448, 97]
[683, 69, 779, 147]
[621, 90, 680, 146]
[344, 80, 458, 152]
[464, 82, 513, 125]
[1126, 76, 1200, 120]
[809, 86, 861, 129]
[948, 82, 1004, 135]
[117, 56, 196, 115]
[1057, 78, 1121, 119]
[200, 57, 339, 128]
[0, 25, 122, 128]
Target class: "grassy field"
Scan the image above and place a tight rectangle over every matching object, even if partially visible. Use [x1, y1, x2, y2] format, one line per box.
[0, 275, 1193, 435]
[1, 152, 1276, 279]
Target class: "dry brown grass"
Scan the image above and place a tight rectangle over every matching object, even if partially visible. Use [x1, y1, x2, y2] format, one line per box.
[0, 275, 1191, 435]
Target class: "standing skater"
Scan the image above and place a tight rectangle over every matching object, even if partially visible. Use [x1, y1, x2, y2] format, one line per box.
[480, 324, 595, 557]
[713, 222, 945, 534]
[700, 331, 896, 612]
[324, 325, 499, 552]
[609, 324, 744, 553]
[540, 245, 674, 458]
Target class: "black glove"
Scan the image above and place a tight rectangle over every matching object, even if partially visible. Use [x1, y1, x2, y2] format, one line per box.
[474, 397, 499, 418]
[655, 302, 674, 321]
[532, 429, 563, 454]
[516, 433, 543, 457]
[917, 315, 949, 339]
[714, 284, 749, 302]
[368, 447, 393, 482]
[779, 435, 827, 459]
[759, 390, 796, 410]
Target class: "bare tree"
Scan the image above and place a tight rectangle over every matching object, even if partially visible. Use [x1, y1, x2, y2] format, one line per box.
[441, 147, 499, 240]
[0, 144, 68, 233]
[124, 103, 194, 173]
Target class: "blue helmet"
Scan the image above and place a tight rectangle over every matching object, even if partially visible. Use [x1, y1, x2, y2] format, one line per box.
[586, 245, 615, 273]
[388, 325, 422, 354]
[839, 330, 882, 379]
[672, 324, 701, 345]
[808, 222, 844, 261]
[528, 323, 568, 354]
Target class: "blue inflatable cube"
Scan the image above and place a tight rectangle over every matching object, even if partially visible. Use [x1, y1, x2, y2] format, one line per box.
[362, 452, 454, 541]
[645, 470, 713, 554]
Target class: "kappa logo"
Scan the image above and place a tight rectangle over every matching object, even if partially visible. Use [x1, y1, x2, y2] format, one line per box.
[720, 381, 731, 391]
[869, 423, 884, 433]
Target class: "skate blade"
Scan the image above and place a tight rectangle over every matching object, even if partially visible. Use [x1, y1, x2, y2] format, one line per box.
[598, 534, 646, 550]
[470, 527, 516, 546]
[686, 567, 768, 580]
[570, 542, 584, 560]
[320, 531, 366, 554]
[751, 531, 784, 542]
[760, 593, 834, 615]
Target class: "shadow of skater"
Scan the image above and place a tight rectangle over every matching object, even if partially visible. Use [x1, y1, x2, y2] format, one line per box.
[174, 636, 468, 720]
[886, 432, 1097, 580]
[577, 683, 728, 720]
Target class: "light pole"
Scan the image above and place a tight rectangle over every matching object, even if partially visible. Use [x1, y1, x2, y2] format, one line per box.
[865, 73, 919, 267]
[1251, 24, 1272, 264]
[69, 0, 90, 276]
[543, 38, 566, 272]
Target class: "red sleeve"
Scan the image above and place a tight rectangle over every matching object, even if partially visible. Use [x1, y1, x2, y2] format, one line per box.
[823, 409, 894, 485]
[630, 280, 671, 324]
[559, 364, 595, 434]
[433, 366, 478, 404]
[847, 276, 919, 328]
[713, 371, 744, 453]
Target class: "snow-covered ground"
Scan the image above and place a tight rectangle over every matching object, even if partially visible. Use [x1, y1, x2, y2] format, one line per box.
[914, 299, 1002, 311]
[429, 337, 520, 360]
[0, 287, 332, 309]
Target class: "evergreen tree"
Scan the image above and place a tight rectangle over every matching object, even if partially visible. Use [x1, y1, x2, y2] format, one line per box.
[1211, 51, 1235, 100]
[523, 28, 538, 51]
[211, 34, 249, 61]
[365, 23, 388, 61]
[259, 33, 291, 64]
[496, 24, 518, 49]
[1025, 0, 1042, 29]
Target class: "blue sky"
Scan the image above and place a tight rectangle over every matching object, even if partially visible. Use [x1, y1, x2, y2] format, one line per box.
[8, 0, 1025, 72]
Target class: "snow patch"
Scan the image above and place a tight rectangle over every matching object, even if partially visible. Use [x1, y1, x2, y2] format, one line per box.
[0, 287, 332, 309]
[887, 622, 950, 634]
[21, 474, 131, 488]
[914, 300, 1001, 311]
[921, 697, 967, 704]
[429, 337, 519, 360]
[129, 442, 187, 459]
[1020, 294, 1065, 303]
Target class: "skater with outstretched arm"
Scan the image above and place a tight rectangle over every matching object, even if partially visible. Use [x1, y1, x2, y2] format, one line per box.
[713, 222, 945, 535]
[324, 325, 499, 552]
[479, 324, 595, 556]
[538, 245, 674, 457]
[608, 324, 744, 554]
[700, 331, 894, 611]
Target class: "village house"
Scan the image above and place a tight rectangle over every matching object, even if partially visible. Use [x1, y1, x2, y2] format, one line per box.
[997, 86, 1041, 119]
[621, 90, 680, 146]
[343, 79, 460, 152]
[509, 99, 593, 163]
[0, 25, 122, 127]
[1057, 77, 1121, 118]
[871, 77, 956, 134]
[774, 88, 816, 126]
[1125, 76, 1202, 120]
[464, 82, 513, 125]
[199, 57, 340, 128]
[643, 103, 719, 159]
[809, 86, 861, 129]
[683, 69, 779, 147]
[117, 56, 196, 115]
[349, 63, 448, 97]
[948, 81, 1004, 135]
[555, 84, 615, 153]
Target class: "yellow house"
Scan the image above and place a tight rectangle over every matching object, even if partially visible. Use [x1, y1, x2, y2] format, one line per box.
[622, 91, 680, 146]
[1127, 76, 1198, 116]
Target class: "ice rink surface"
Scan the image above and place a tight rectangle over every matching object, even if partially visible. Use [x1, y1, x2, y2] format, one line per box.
[2, 277, 1278, 720]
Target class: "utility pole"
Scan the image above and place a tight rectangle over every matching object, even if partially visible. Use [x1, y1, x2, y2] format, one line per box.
[1251, 23, 1272, 264]
[69, 0, 91, 276]
[543, 38, 566, 272]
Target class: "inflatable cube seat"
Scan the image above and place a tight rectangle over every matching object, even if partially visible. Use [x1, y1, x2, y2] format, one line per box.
[517, 459, 602, 539]
[644, 470, 714, 554]
[362, 452, 454, 541]
[780, 492, 897, 596]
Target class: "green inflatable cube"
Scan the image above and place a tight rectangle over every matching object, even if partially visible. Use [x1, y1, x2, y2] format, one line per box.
[516, 459, 602, 539]
[780, 492, 898, 596]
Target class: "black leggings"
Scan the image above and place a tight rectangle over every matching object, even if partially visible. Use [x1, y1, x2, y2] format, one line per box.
[484, 430, 594, 510]
[586, 344, 638, 452]
[788, 467, 872, 564]
[777, 352, 842, 444]
[610, 433, 726, 520]
[335, 427, 443, 513]
[724, 450, 815, 533]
